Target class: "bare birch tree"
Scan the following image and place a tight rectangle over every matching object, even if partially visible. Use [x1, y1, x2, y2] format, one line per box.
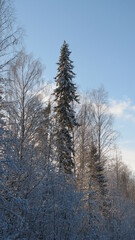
[4, 51, 43, 198]
[89, 86, 117, 163]
[0, 0, 21, 73]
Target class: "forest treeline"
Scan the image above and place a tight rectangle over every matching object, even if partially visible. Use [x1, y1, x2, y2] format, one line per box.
[1, 1, 135, 239]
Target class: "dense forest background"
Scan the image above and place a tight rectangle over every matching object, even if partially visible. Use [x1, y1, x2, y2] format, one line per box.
[1, 1, 135, 239]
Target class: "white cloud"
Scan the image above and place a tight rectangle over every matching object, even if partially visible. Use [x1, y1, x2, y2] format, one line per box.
[110, 98, 135, 172]
[109, 98, 135, 123]
[130, 105, 135, 111]
[109, 99, 130, 117]
[121, 148, 135, 172]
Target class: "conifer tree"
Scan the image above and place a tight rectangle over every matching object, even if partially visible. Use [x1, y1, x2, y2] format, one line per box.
[89, 142, 107, 197]
[54, 41, 79, 173]
[88, 142, 109, 219]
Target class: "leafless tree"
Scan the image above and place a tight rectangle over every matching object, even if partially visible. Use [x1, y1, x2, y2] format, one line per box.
[74, 99, 92, 189]
[89, 86, 118, 164]
[75, 87, 117, 187]
[5, 51, 43, 161]
[2, 51, 44, 204]
[0, 0, 21, 73]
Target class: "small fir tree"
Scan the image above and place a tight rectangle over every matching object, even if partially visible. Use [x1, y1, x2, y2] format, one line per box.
[89, 142, 107, 196]
[54, 41, 79, 173]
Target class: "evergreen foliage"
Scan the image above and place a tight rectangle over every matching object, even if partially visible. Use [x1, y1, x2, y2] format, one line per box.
[54, 41, 79, 173]
[89, 142, 107, 197]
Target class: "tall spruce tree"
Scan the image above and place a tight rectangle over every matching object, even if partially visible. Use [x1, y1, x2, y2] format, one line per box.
[54, 41, 79, 173]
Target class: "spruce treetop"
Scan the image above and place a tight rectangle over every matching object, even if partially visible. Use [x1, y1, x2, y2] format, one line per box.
[54, 41, 79, 128]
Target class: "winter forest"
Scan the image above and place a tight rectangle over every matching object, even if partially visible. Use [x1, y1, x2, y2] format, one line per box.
[1, 0, 135, 239]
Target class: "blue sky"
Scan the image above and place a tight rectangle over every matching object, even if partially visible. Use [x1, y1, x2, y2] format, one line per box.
[14, 0, 135, 170]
